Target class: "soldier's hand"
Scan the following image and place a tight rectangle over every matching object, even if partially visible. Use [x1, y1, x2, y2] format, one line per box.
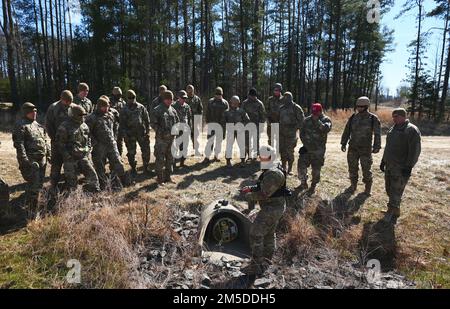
[241, 187, 252, 194]
[380, 161, 386, 173]
[372, 148, 380, 154]
[401, 167, 412, 178]
[341, 145, 347, 152]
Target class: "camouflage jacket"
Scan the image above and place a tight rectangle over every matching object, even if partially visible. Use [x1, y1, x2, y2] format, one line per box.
[109, 107, 120, 139]
[300, 114, 332, 154]
[223, 107, 250, 125]
[74, 96, 94, 114]
[150, 103, 180, 138]
[279, 99, 305, 137]
[172, 100, 192, 126]
[341, 111, 381, 151]
[85, 110, 117, 149]
[382, 120, 421, 170]
[266, 95, 284, 123]
[242, 98, 266, 124]
[109, 97, 126, 113]
[246, 164, 287, 208]
[12, 118, 50, 164]
[45, 101, 75, 140]
[119, 101, 150, 137]
[56, 119, 92, 160]
[186, 95, 203, 115]
[206, 97, 229, 126]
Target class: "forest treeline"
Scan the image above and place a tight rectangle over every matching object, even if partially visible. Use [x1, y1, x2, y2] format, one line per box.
[0, 0, 449, 120]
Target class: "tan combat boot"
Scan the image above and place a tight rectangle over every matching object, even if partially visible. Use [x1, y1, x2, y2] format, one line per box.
[345, 179, 358, 194]
[382, 207, 400, 225]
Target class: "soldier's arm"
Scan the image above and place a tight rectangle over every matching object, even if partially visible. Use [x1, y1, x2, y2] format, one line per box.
[56, 126, 70, 160]
[143, 107, 151, 134]
[296, 106, 305, 130]
[319, 117, 332, 133]
[340, 117, 351, 146]
[259, 101, 267, 123]
[246, 170, 284, 201]
[45, 108, 55, 140]
[373, 117, 382, 151]
[149, 110, 161, 133]
[98, 120, 116, 149]
[119, 111, 127, 136]
[406, 127, 422, 169]
[12, 124, 29, 164]
[197, 97, 203, 115]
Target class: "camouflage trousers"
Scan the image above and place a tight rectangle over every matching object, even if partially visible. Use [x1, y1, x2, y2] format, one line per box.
[0, 177, 10, 207]
[19, 156, 46, 199]
[250, 202, 285, 264]
[347, 147, 373, 184]
[92, 144, 125, 188]
[385, 167, 410, 209]
[279, 135, 297, 164]
[154, 136, 174, 179]
[50, 141, 64, 186]
[298, 151, 325, 184]
[124, 134, 151, 168]
[63, 155, 100, 192]
[117, 132, 124, 156]
[206, 126, 225, 158]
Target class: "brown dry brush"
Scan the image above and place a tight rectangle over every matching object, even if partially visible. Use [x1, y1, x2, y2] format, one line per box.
[26, 189, 178, 288]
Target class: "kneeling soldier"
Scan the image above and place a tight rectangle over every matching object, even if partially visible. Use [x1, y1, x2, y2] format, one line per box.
[12, 103, 50, 210]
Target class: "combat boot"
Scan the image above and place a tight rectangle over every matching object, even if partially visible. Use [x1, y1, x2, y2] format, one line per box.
[308, 183, 318, 195]
[281, 160, 287, 171]
[382, 207, 400, 225]
[143, 163, 151, 175]
[164, 171, 176, 184]
[364, 182, 372, 196]
[156, 173, 165, 186]
[345, 179, 358, 194]
[130, 161, 138, 177]
[226, 159, 232, 168]
[119, 173, 132, 187]
[298, 181, 308, 191]
[240, 158, 246, 167]
[180, 158, 186, 167]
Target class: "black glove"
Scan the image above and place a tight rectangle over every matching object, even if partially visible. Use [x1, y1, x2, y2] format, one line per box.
[402, 167, 412, 178]
[299, 146, 308, 155]
[380, 161, 385, 173]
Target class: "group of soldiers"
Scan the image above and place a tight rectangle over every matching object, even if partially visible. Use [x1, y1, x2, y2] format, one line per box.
[5, 81, 422, 275]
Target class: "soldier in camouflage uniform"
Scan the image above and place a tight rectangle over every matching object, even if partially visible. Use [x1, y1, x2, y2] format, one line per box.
[55, 105, 100, 192]
[46, 90, 76, 188]
[100, 95, 120, 141]
[120, 90, 151, 175]
[73, 83, 94, 114]
[148, 85, 167, 116]
[86, 97, 130, 190]
[109, 87, 126, 155]
[172, 90, 192, 168]
[12, 103, 50, 209]
[224, 96, 250, 167]
[150, 90, 180, 185]
[298, 103, 332, 193]
[242, 88, 266, 161]
[204, 87, 229, 163]
[279, 92, 305, 175]
[266, 83, 284, 145]
[241, 145, 287, 274]
[341, 96, 381, 195]
[380, 108, 421, 224]
[186, 85, 203, 156]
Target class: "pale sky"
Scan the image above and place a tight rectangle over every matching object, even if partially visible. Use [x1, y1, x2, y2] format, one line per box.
[381, 0, 444, 94]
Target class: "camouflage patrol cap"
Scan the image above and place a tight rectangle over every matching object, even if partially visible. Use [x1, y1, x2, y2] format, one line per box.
[22, 102, 37, 114]
[274, 83, 283, 91]
[178, 90, 188, 99]
[71, 105, 87, 117]
[100, 95, 110, 102]
[186, 84, 195, 92]
[356, 96, 370, 107]
[112, 87, 122, 96]
[163, 90, 174, 101]
[159, 85, 168, 94]
[127, 90, 136, 99]
[97, 97, 110, 108]
[61, 90, 74, 102]
[78, 82, 89, 92]
[392, 108, 407, 118]
[284, 92, 293, 101]
[215, 87, 223, 96]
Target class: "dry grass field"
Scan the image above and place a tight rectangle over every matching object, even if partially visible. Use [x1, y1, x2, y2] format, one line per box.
[0, 108, 449, 288]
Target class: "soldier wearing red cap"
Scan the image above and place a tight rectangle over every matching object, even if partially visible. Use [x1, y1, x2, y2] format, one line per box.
[297, 103, 332, 194]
